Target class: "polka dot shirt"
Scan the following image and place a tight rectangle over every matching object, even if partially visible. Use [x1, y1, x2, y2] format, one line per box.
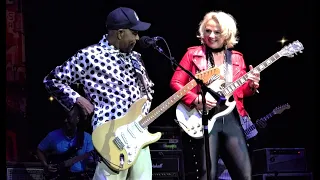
[44, 35, 154, 130]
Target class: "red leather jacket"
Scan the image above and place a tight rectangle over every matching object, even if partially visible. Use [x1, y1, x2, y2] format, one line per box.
[170, 45, 255, 117]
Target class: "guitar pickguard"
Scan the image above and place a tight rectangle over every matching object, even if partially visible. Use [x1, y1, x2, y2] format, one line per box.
[113, 119, 159, 166]
[175, 80, 237, 139]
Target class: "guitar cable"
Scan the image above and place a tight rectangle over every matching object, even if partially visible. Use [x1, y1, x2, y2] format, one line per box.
[96, 152, 123, 173]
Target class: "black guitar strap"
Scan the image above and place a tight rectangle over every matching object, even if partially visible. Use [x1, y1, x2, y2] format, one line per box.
[225, 49, 232, 66]
[205, 47, 233, 85]
[130, 53, 154, 101]
[75, 131, 84, 150]
[65, 146, 79, 157]
[69, 103, 86, 149]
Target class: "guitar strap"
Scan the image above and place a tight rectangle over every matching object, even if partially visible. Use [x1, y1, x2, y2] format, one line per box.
[129, 53, 155, 117]
[130, 53, 154, 101]
[225, 49, 233, 86]
[75, 131, 84, 150]
[66, 146, 79, 156]
[206, 48, 233, 85]
[69, 104, 85, 149]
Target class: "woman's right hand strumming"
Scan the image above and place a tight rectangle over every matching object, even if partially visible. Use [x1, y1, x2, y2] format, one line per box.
[193, 94, 217, 111]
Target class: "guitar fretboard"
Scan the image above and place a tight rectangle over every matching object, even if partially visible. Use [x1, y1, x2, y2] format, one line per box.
[244, 112, 275, 135]
[139, 80, 197, 128]
[222, 52, 281, 96]
[256, 112, 275, 124]
[139, 68, 219, 128]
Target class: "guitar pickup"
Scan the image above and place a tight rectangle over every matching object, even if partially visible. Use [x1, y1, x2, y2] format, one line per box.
[113, 137, 124, 150]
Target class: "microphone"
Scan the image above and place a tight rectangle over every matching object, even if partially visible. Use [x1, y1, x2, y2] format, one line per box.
[139, 36, 161, 48]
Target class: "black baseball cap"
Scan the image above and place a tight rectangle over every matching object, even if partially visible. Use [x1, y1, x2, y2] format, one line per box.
[106, 7, 151, 31]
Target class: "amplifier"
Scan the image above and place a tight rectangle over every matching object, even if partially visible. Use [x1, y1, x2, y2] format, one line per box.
[150, 138, 181, 151]
[181, 133, 203, 176]
[184, 172, 201, 180]
[149, 126, 182, 151]
[253, 172, 313, 180]
[151, 150, 185, 180]
[6, 161, 44, 180]
[152, 172, 180, 180]
[252, 148, 307, 174]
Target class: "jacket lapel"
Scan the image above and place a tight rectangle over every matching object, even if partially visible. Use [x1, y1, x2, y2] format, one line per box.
[191, 46, 207, 71]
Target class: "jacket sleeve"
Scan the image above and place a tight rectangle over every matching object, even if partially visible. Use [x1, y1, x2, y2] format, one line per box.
[43, 50, 88, 111]
[170, 50, 198, 107]
[233, 53, 255, 98]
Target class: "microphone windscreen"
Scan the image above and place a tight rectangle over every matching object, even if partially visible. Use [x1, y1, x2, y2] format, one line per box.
[139, 36, 151, 48]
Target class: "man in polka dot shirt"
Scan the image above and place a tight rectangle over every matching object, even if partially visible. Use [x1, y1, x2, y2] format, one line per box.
[44, 7, 155, 180]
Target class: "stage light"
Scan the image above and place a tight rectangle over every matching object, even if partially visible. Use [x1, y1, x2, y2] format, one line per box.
[278, 37, 288, 46]
[49, 96, 54, 101]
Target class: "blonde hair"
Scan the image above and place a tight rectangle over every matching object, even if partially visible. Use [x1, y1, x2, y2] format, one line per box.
[198, 11, 239, 48]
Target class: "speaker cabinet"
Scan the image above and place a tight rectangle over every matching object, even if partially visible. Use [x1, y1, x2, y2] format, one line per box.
[151, 150, 184, 180]
[253, 172, 313, 180]
[252, 148, 307, 174]
[6, 161, 44, 180]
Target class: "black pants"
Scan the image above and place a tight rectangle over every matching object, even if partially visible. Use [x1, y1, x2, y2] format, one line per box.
[200, 110, 251, 180]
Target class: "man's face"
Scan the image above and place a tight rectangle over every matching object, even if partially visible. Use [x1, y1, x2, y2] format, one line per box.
[63, 115, 79, 137]
[118, 29, 139, 53]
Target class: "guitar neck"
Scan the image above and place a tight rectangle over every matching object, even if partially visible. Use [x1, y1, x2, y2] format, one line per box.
[139, 79, 198, 128]
[222, 52, 282, 96]
[243, 111, 275, 136]
[63, 150, 94, 167]
[255, 111, 275, 126]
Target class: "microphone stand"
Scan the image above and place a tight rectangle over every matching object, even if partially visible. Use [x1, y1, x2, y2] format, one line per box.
[151, 43, 222, 180]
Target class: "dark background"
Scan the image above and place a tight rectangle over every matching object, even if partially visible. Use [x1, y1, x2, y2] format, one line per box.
[18, 0, 315, 177]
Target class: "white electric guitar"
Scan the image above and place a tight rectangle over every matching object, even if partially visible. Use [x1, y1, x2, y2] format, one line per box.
[91, 68, 220, 172]
[175, 40, 304, 139]
[241, 103, 290, 140]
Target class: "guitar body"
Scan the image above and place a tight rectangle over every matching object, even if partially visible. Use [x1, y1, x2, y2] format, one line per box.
[45, 148, 79, 180]
[240, 116, 258, 140]
[176, 79, 236, 139]
[92, 97, 162, 172]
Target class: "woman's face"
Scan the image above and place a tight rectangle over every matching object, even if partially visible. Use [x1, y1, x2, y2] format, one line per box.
[202, 19, 226, 49]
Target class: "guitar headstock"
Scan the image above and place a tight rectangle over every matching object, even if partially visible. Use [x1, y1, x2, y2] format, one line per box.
[273, 103, 290, 115]
[278, 40, 304, 58]
[195, 68, 220, 83]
